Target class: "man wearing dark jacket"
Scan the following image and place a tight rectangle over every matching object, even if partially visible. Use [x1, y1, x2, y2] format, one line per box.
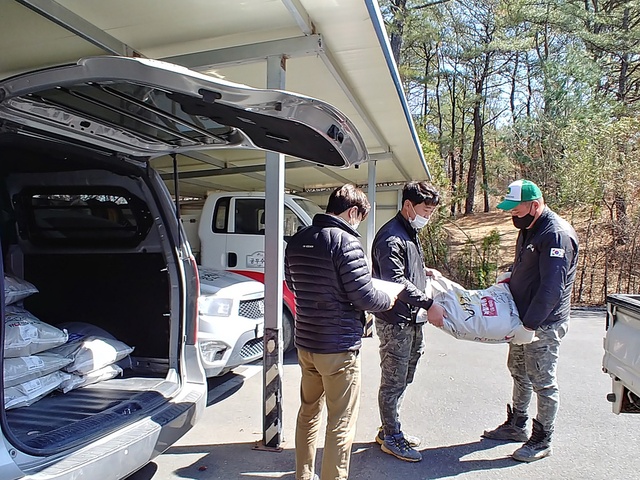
[285, 184, 394, 480]
[372, 181, 445, 462]
[482, 179, 579, 463]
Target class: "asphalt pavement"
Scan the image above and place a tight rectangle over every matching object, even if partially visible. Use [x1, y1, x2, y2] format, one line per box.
[127, 309, 639, 480]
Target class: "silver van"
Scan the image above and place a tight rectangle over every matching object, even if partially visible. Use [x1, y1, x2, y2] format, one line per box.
[0, 56, 366, 480]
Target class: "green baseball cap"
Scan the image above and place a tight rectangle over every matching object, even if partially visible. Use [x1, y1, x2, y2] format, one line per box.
[497, 179, 542, 210]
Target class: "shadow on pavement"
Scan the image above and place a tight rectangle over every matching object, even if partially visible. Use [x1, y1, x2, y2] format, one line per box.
[149, 438, 520, 480]
[125, 461, 158, 480]
[166, 442, 296, 479]
[206, 372, 246, 406]
[350, 439, 519, 479]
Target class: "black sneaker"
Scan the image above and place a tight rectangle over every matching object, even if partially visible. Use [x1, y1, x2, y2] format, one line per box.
[380, 433, 422, 462]
[512, 419, 553, 462]
[375, 427, 421, 448]
[482, 404, 528, 442]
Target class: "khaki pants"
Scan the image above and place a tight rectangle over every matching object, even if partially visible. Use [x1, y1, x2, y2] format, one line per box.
[295, 349, 361, 480]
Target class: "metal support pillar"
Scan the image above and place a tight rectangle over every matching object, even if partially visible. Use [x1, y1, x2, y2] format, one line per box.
[366, 160, 377, 259]
[364, 159, 377, 337]
[256, 54, 286, 452]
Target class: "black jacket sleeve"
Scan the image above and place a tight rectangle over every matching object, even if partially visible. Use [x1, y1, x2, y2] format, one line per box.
[335, 237, 391, 313]
[374, 234, 433, 310]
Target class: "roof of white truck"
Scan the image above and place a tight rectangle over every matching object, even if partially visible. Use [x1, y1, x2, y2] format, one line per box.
[205, 192, 306, 200]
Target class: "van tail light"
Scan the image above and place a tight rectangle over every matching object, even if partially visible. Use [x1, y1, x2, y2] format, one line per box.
[185, 255, 199, 344]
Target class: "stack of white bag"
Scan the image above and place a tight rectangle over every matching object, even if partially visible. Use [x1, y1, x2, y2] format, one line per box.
[3, 276, 135, 408]
[418, 275, 525, 343]
[49, 323, 134, 393]
[3, 275, 71, 409]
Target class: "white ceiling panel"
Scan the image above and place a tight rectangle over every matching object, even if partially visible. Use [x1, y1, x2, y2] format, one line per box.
[1, 0, 430, 198]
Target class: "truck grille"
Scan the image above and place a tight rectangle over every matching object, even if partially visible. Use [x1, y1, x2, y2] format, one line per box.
[240, 337, 263, 358]
[239, 298, 264, 319]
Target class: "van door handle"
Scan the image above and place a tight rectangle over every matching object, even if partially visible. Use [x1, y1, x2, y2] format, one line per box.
[228, 252, 237, 268]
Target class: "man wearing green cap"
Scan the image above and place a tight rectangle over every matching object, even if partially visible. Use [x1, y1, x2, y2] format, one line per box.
[482, 179, 579, 463]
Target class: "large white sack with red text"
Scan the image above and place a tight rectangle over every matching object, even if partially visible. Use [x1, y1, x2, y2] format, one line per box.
[421, 276, 522, 343]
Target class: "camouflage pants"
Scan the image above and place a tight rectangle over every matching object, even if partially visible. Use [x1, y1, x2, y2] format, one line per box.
[508, 320, 569, 432]
[375, 318, 425, 436]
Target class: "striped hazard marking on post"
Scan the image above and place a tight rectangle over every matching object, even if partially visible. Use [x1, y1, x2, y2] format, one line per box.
[264, 363, 280, 446]
[254, 327, 283, 451]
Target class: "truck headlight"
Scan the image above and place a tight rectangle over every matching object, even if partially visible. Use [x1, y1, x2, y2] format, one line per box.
[199, 296, 234, 317]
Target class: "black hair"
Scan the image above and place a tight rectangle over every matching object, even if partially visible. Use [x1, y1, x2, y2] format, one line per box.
[325, 184, 371, 219]
[402, 181, 440, 207]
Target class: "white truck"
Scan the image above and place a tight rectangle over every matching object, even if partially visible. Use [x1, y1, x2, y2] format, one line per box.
[603, 294, 640, 413]
[197, 267, 265, 378]
[181, 192, 325, 352]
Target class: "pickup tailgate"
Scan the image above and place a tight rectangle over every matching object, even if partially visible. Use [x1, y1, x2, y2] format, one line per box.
[603, 294, 640, 413]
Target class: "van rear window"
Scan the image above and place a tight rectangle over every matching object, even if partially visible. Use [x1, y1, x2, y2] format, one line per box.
[14, 188, 153, 247]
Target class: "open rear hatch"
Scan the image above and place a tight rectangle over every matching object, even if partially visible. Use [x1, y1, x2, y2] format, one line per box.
[0, 56, 368, 167]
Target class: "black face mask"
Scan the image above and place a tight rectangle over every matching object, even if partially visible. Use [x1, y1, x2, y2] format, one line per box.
[512, 214, 534, 230]
[511, 203, 536, 229]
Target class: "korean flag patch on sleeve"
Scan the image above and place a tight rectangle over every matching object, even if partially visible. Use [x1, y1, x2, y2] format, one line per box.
[550, 248, 565, 258]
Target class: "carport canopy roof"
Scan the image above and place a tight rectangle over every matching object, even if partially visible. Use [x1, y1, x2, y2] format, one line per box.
[0, 0, 429, 197]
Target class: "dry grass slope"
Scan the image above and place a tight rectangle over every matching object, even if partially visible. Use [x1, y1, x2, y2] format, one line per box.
[443, 211, 518, 273]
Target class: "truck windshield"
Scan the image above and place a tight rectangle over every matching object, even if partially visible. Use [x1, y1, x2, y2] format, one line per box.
[292, 198, 323, 219]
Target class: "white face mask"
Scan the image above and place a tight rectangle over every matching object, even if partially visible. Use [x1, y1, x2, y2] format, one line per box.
[409, 204, 430, 230]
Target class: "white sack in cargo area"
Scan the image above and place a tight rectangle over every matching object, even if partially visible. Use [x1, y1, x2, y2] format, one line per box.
[4, 370, 71, 410]
[59, 363, 123, 393]
[3, 274, 38, 306]
[58, 322, 134, 371]
[3, 353, 72, 387]
[49, 335, 134, 375]
[3, 306, 69, 357]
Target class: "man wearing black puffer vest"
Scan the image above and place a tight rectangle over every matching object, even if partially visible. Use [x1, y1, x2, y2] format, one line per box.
[285, 184, 395, 480]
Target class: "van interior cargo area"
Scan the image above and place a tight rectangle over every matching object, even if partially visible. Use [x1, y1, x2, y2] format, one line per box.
[6, 377, 171, 451]
[23, 253, 170, 360]
[1, 140, 180, 453]
[3, 255, 177, 453]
